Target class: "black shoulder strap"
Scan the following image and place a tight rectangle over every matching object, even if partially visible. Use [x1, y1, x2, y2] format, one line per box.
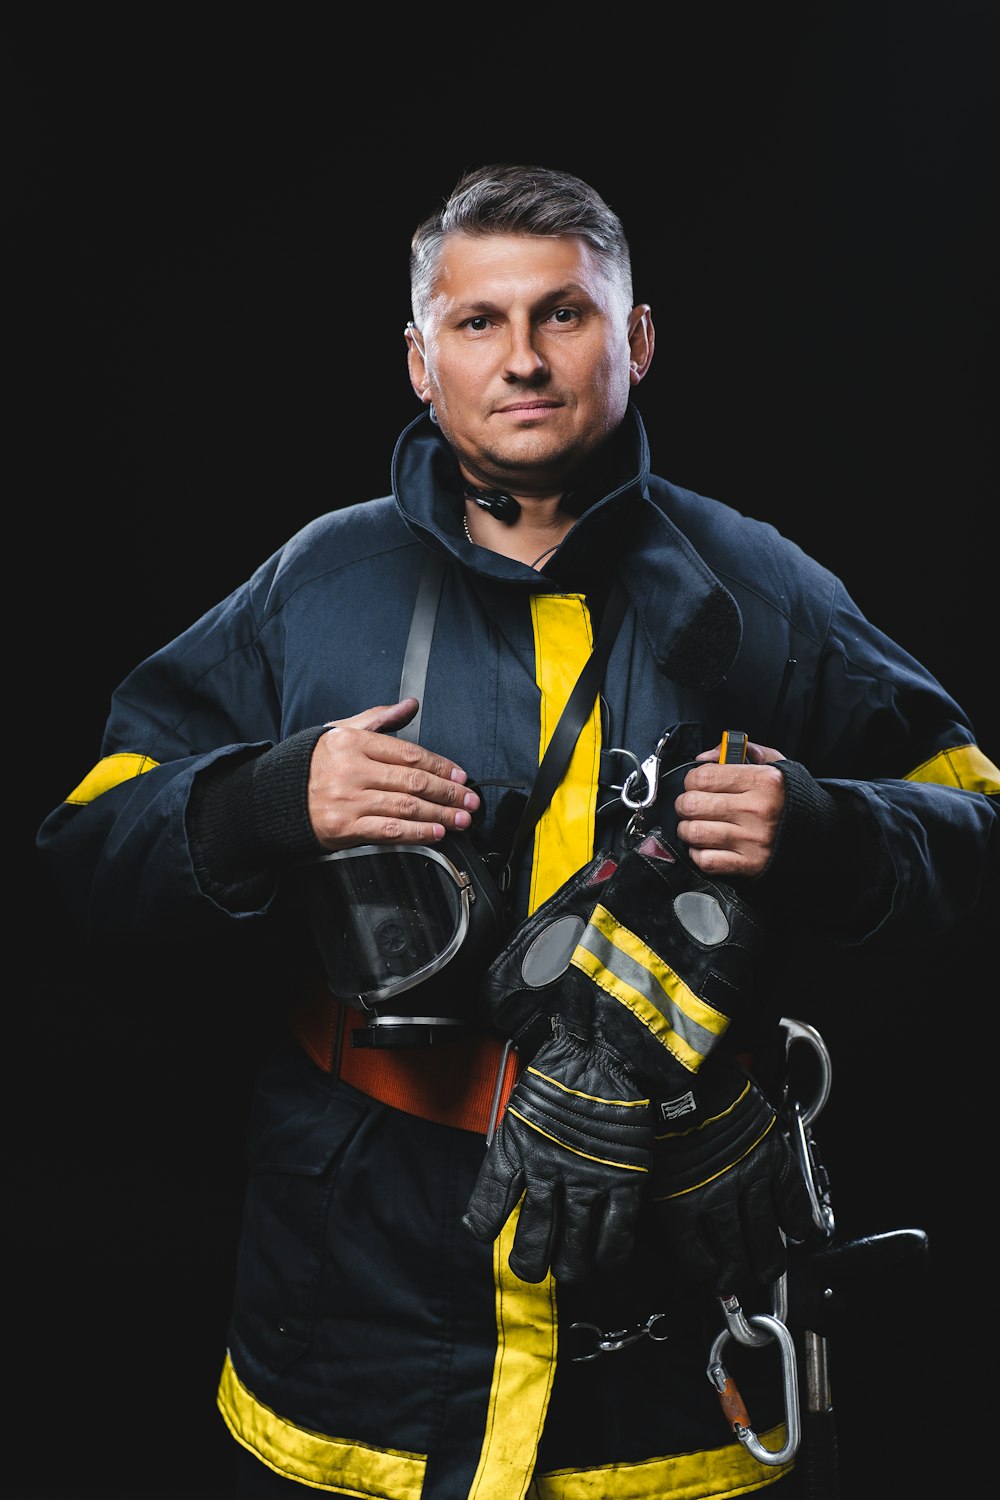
[397, 550, 629, 875]
[502, 576, 628, 880]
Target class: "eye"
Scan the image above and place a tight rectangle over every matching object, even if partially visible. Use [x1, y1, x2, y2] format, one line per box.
[546, 307, 582, 326]
[461, 316, 493, 333]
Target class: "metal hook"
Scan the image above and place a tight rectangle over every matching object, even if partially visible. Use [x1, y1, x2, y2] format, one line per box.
[779, 1016, 832, 1127]
[569, 1311, 670, 1362]
[604, 746, 642, 795]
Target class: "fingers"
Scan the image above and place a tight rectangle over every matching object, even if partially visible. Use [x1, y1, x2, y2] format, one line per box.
[592, 1186, 642, 1275]
[745, 739, 787, 767]
[462, 1160, 525, 1248]
[674, 761, 785, 876]
[324, 697, 420, 736]
[694, 739, 786, 766]
[310, 700, 481, 849]
[509, 1186, 558, 1284]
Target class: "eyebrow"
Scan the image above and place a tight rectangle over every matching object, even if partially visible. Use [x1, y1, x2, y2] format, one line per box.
[449, 283, 596, 318]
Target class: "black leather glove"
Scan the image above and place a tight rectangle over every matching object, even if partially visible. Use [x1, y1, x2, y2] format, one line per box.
[649, 1057, 815, 1295]
[464, 831, 768, 1282]
[462, 1021, 654, 1283]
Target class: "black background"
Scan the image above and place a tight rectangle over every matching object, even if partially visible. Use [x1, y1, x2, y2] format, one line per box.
[10, 7, 997, 1497]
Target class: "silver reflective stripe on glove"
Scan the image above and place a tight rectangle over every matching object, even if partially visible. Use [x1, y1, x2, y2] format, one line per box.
[569, 890, 732, 1075]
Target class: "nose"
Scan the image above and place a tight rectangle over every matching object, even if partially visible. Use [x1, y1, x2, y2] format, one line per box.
[501, 319, 546, 382]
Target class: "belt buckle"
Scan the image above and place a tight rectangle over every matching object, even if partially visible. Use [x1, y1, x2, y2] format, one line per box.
[486, 1038, 517, 1144]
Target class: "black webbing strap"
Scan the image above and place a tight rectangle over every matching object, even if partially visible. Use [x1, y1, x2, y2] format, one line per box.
[502, 575, 628, 881]
[397, 550, 629, 877]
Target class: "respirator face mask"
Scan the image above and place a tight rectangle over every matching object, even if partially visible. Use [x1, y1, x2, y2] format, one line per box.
[299, 832, 509, 1048]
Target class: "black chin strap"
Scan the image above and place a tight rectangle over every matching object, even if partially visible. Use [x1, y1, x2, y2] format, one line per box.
[398, 550, 629, 885]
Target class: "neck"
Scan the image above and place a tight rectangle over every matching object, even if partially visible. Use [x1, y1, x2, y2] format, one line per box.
[462, 495, 573, 569]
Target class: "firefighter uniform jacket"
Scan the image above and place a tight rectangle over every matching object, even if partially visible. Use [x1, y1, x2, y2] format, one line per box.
[36, 404, 999, 1499]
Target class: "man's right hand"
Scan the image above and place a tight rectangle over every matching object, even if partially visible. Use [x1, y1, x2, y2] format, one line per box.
[308, 697, 480, 849]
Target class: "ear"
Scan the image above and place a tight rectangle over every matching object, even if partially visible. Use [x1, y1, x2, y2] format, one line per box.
[626, 305, 655, 385]
[404, 322, 432, 404]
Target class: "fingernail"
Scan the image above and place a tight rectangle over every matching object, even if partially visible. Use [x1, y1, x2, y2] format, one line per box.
[454, 810, 472, 829]
[450, 767, 469, 784]
[463, 790, 480, 810]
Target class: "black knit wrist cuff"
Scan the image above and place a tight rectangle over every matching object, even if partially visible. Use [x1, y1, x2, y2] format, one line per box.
[188, 725, 328, 899]
[249, 725, 330, 862]
[762, 759, 894, 934]
[770, 759, 849, 874]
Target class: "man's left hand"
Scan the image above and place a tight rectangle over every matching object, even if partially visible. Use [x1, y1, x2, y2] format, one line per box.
[674, 740, 786, 877]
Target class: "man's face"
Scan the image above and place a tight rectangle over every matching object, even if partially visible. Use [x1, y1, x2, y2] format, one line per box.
[407, 232, 652, 496]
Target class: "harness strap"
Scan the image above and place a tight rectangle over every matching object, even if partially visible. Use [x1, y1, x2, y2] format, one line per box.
[397, 550, 447, 745]
[504, 576, 628, 880]
[290, 989, 521, 1136]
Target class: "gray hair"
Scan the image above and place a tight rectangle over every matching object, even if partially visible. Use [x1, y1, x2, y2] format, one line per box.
[409, 163, 634, 327]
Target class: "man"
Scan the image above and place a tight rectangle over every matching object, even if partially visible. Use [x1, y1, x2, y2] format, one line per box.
[36, 164, 999, 1498]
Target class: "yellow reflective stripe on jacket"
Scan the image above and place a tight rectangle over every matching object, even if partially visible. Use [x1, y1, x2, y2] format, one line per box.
[527, 1423, 794, 1497]
[906, 742, 1000, 792]
[65, 752, 159, 805]
[571, 903, 730, 1074]
[528, 594, 601, 912]
[468, 1215, 558, 1500]
[218, 1352, 426, 1496]
[219, 1345, 791, 1500]
[473, 592, 601, 1500]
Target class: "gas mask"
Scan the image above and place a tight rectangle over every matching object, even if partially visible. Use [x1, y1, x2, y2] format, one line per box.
[299, 831, 509, 1047]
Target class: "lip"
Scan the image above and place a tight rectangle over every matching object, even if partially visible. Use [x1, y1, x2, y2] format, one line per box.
[493, 400, 561, 418]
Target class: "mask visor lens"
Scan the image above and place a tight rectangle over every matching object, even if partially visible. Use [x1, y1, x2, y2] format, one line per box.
[304, 844, 471, 1005]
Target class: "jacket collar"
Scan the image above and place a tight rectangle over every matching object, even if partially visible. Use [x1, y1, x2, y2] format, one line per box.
[391, 403, 741, 689]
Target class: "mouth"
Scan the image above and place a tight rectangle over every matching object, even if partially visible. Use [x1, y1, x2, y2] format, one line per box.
[493, 399, 562, 419]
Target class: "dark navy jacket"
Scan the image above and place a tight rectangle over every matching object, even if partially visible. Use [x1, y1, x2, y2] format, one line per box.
[34, 403, 999, 1500]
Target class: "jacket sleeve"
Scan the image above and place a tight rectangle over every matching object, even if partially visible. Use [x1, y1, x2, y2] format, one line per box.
[759, 576, 1000, 947]
[35, 561, 309, 939]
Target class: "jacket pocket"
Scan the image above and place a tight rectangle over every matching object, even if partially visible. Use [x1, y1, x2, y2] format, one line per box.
[232, 1049, 367, 1373]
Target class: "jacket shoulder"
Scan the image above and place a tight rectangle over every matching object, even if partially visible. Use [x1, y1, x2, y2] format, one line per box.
[249, 497, 417, 613]
[277, 496, 410, 573]
[646, 474, 839, 618]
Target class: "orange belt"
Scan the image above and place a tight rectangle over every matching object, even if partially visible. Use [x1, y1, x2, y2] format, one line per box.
[289, 988, 521, 1137]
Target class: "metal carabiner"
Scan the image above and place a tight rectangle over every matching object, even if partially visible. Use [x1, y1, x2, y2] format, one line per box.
[779, 1016, 836, 1237]
[707, 1311, 801, 1467]
[618, 728, 673, 812]
[569, 1311, 670, 1362]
